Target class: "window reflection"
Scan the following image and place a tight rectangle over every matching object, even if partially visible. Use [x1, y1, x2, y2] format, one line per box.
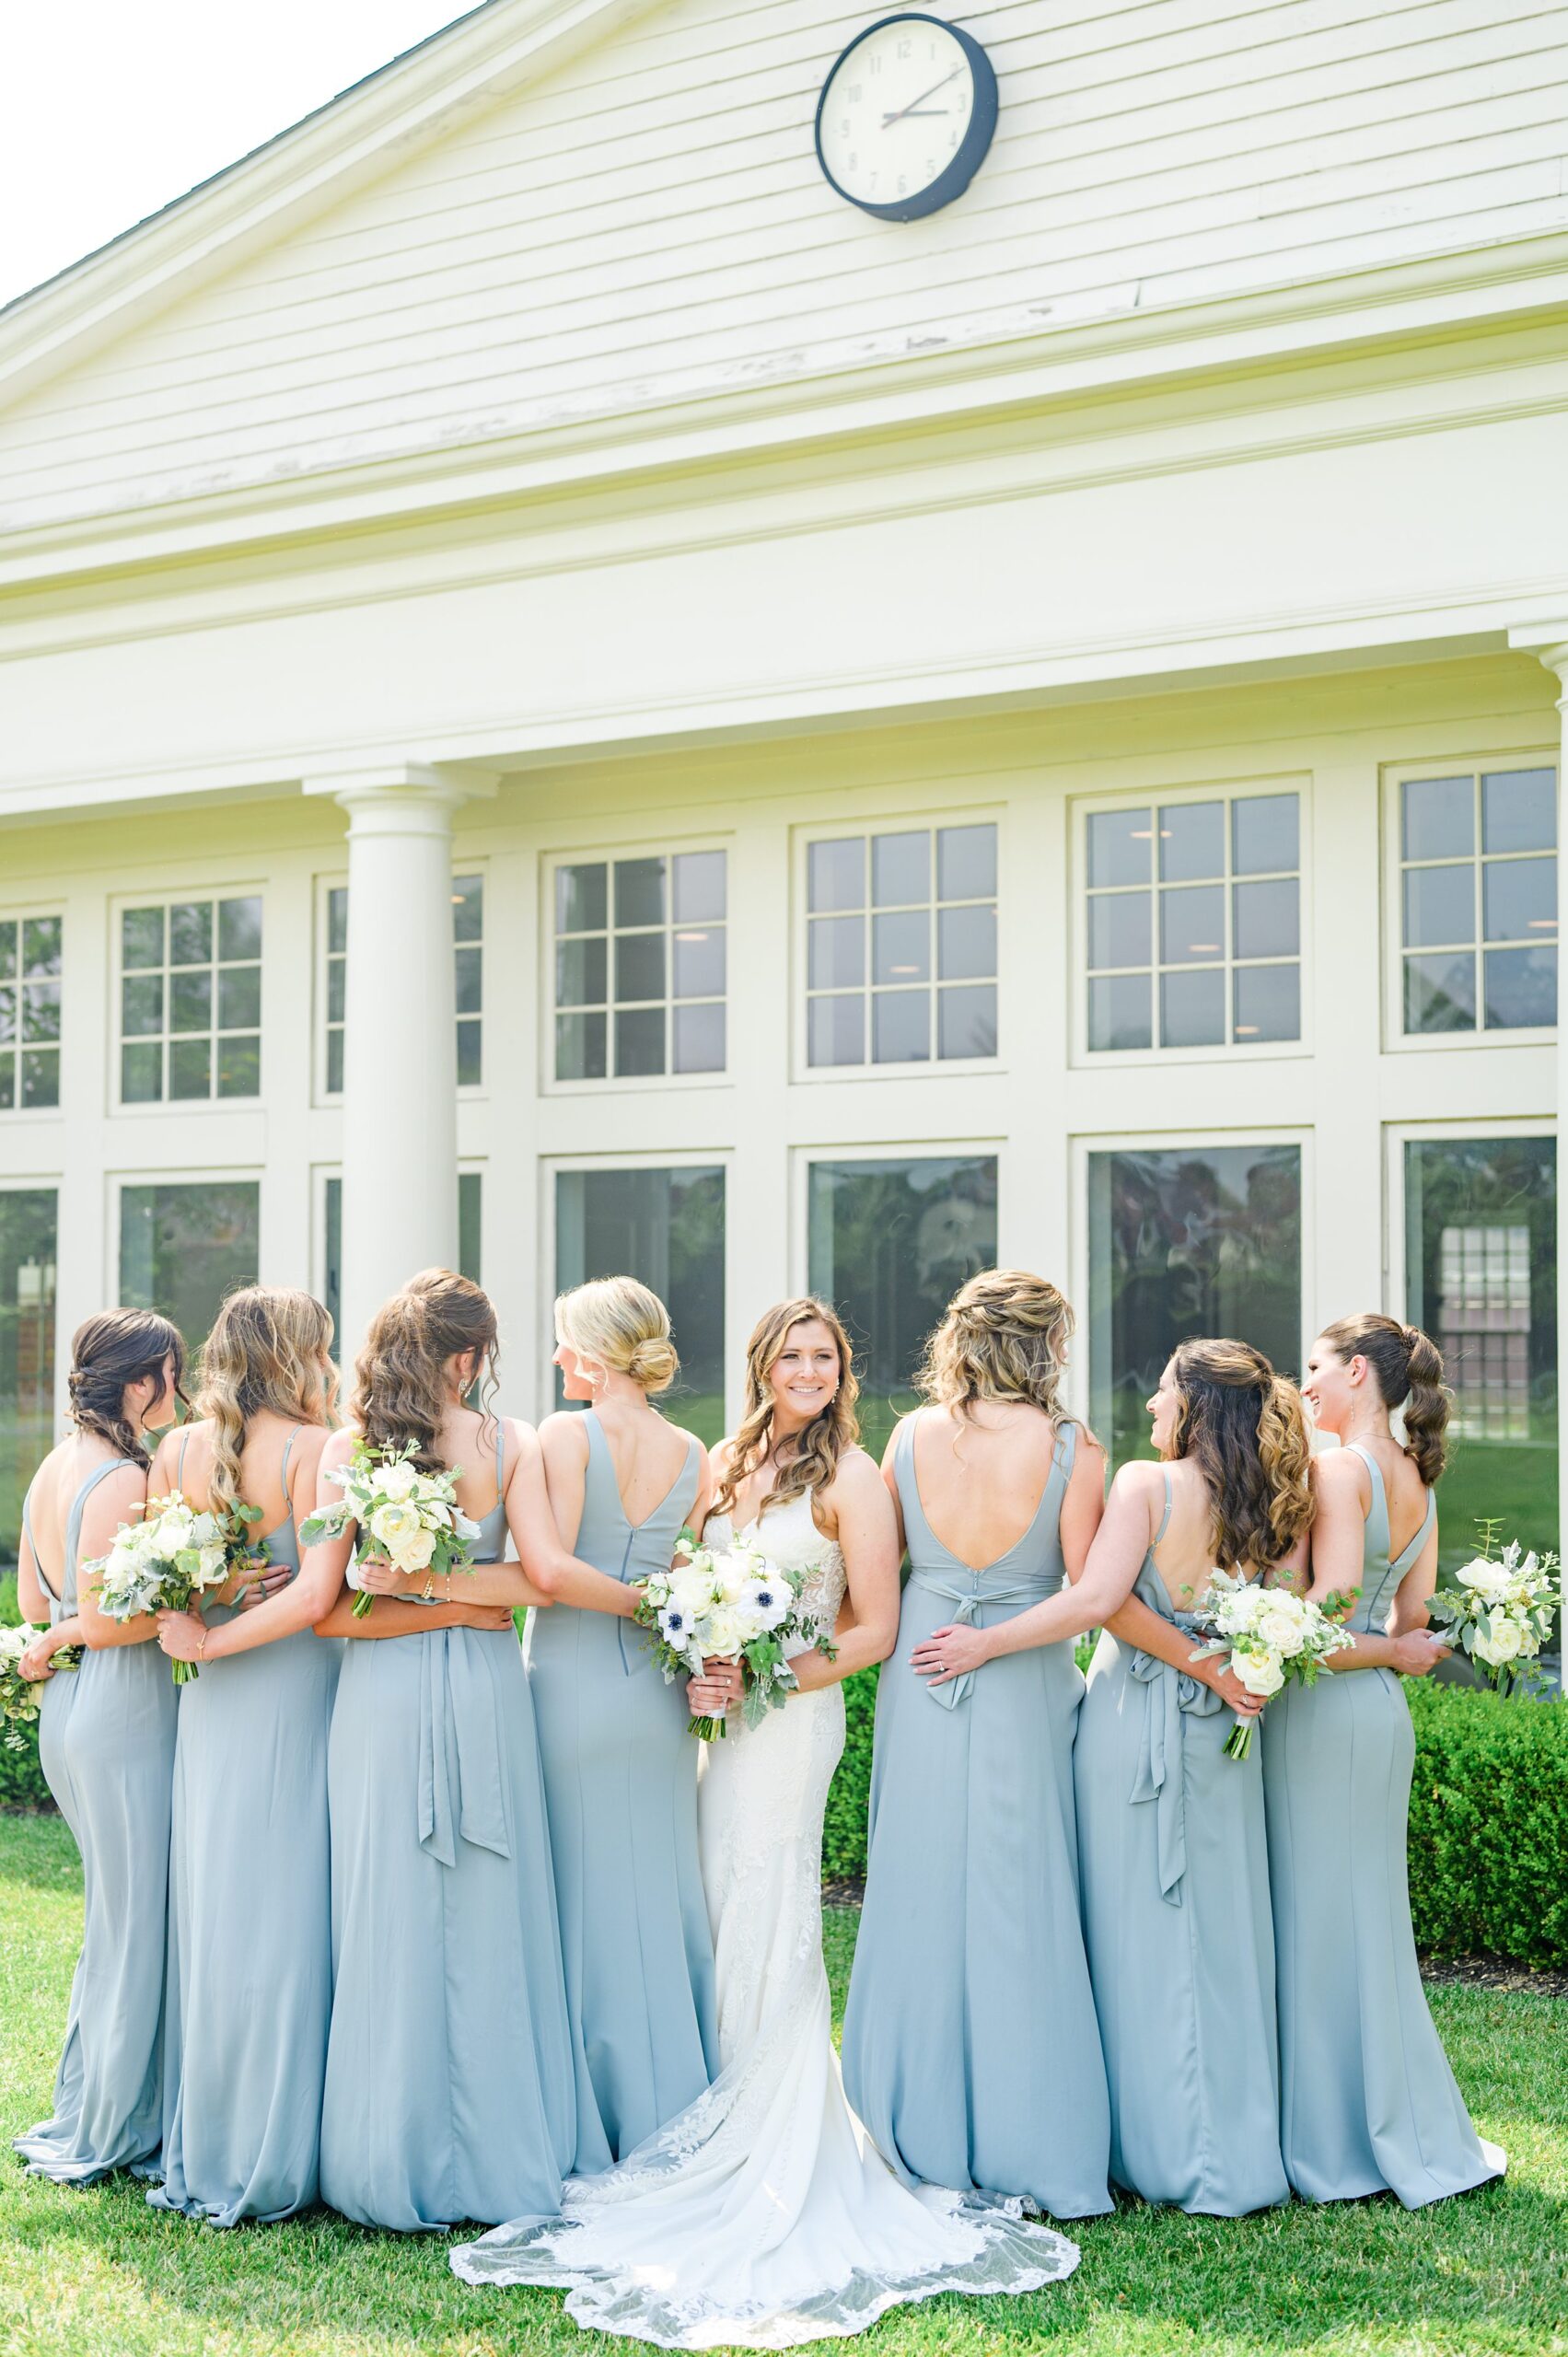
[554, 1167, 726, 1443]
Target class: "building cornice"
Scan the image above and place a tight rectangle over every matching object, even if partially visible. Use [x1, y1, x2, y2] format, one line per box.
[3, 228, 1568, 600]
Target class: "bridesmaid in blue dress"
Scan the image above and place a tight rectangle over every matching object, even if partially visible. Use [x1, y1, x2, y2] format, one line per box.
[842, 1270, 1113, 2220]
[1263, 1313, 1504, 2206]
[529, 1276, 719, 2172]
[1073, 1340, 1312, 2215]
[227, 1267, 604, 2231]
[13, 1308, 186, 2183]
[145, 1287, 338, 2225]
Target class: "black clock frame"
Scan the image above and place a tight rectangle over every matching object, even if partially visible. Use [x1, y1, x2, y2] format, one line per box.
[814, 12, 998, 223]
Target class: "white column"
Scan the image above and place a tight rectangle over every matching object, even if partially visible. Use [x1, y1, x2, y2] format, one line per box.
[304, 765, 466, 1363]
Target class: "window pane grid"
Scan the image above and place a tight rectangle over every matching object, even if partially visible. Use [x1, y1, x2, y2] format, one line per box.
[806, 823, 997, 1069]
[118, 895, 261, 1105]
[1400, 769, 1557, 1036]
[553, 851, 727, 1082]
[322, 876, 484, 1097]
[1084, 793, 1302, 1053]
[0, 915, 62, 1111]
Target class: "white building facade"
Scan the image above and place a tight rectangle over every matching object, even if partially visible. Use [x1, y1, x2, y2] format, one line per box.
[2, 0, 1566, 1571]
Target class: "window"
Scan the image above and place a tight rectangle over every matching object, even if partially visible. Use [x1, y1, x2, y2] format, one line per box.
[807, 1154, 998, 1464]
[1404, 1136, 1556, 1576]
[554, 1166, 725, 1440]
[322, 876, 483, 1097]
[119, 895, 261, 1104]
[552, 851, 726, 1084]
[805, 823, 996, 1069]
[0, 916, 62, 1111]
[1086, 1144, 1302, 1470]
[120, 1181, 261, 1362]
[1084, 789, 1302, 1054]
[321, 1169, 480, 1353]
[0, 1190, 56, 1563]
[1397, 766, 1557, 1036]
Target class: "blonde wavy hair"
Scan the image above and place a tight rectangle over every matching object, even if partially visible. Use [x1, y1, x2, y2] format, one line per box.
[1168, 1337, 1315, 1573]
[712, 1297, 860, 1525]
[352, 1269, 499, 1475]
[555, 1275, 679, 1395]
[198, 1287, 336, 1523]
[918, 1269, 1078, 1426]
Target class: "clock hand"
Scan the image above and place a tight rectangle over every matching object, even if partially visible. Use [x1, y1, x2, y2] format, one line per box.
[890, 108, 948, 117]
[880, 64, 961, 127]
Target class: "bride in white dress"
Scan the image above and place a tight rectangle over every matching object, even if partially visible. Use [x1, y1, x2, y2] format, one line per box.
[451, 1298, 1080, 2349]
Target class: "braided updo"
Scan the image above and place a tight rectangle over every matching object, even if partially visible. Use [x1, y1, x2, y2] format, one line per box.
[917, 1269, 1077, 1425]
[67, 1308, 186, 1460]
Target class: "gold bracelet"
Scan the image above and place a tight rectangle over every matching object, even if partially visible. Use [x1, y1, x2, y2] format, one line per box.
[197, 1624, 209, 1663]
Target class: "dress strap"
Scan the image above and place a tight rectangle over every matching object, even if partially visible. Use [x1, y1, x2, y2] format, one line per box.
[280, 1423, 302, 1482]
[1389, 1482, 1436, 1578]
[20, 1486, 56, 1607]
[176, 1427, 192, 1491]
[494, 1415, 506, 1497]
[1152, 1466, 1174, 1549]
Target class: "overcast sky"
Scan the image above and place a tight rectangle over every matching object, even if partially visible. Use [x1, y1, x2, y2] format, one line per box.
[0, 1, 476, 310]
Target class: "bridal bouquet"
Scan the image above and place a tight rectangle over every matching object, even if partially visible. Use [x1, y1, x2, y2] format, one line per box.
[0, 1625, 79, 1749]
[635, 1532, 830, 1741]
[88, 1492, 263, 1682]
[1427, 1524, 1559, 1696]
[1187, 1572, 1355, 1759]
[300, 1438, 482, 1620]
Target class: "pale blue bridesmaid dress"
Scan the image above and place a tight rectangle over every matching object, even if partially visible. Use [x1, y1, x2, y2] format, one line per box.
[842, 1416, 1112, 2220]
[15, 1460, 177, 2183]
[1261, 1444, 1504, 2205]
[150, 1427, 342, 2225]
[1074, 1468, 1288, 2215]
[527, 1411, 717, 2172]
[319, 1424, 575, 2230]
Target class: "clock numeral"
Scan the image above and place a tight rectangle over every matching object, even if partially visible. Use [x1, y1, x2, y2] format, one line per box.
[868, 52, 881, 75]
[949, 130, 958, 149]
[847, 82, 862, 99]
[897, 36, 912, 56]
[849, 151, 859, 169]
[840, 117, 850, 134]
[925, 156, 935, 174]
[897, 173, 907, 193]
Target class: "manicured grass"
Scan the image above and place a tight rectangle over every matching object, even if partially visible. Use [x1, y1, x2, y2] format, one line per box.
[2, 1814, 1563, 2357]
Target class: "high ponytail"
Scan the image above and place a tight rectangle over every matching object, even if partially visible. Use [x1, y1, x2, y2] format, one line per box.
[1320, 1314, 1450, 1486]
[67, 1309, 186, 1462]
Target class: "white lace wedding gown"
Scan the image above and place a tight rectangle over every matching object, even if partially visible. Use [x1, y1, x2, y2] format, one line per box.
[450, 1489, 1080, 2349]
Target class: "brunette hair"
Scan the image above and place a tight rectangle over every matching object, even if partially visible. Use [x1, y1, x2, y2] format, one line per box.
[555, 1276, 679, 1395]
[712, 1297, 859, 1525]
[918, 1269, 1078, 1426]
[1167, 1337, 1314, 1573]
[67, 1309, 187, 1462]
[1319, 1312, 1450, 1486]
[198, 1287, 337, 1523]
[351, 1268, 499, 1474]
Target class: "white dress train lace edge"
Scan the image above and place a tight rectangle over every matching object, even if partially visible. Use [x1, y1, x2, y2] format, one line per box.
[449, 1490, 1079, 2350]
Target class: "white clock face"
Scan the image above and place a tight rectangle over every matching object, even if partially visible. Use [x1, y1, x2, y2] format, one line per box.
[818, 18, 977, 214]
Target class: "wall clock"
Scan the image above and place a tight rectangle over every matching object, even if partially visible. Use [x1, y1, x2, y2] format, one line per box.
[815, 13, 998, 223]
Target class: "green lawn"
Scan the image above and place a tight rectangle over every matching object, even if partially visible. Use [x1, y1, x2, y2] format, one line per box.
[2, 1815, 1563, 2357]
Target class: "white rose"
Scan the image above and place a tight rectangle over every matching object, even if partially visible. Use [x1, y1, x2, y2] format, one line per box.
[377, 1461, 418, 1503]
[369, 1502, 421, 1553]
[1232, 1649, 1284, 1698]
[196, 1543, 227, 1585]
[703, 1608, 744, 1660]
[1255, 1602, 1307, 1656]
[1457, 1560, 1510, 1599]
[1478, 1615, 1523, 1664]
[391, 1527, 437, 1574]
[452, 1509, 483, 1547]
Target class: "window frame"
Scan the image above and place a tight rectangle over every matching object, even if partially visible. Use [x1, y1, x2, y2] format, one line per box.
[0, 901, 64, 1120]
[541, 837, 732, 1097]
[110, 1165, 266, 1317]
[793, 810, 1004, 1086]
[540, 1149, 732, 1414]
[1068, 1123, 1316, 1430]
[1381, 752, 1559, 1054]
[110, 884, 265, 1115]
[1071, 775, 1311, 1070]
[316, 866, 489, 1108]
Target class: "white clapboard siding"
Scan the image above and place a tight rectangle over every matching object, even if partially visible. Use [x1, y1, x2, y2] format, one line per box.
[3, 0, 1566, 530]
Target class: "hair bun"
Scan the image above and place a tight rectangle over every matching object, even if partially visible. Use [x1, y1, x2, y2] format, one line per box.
[628, 1335, 679, 1391]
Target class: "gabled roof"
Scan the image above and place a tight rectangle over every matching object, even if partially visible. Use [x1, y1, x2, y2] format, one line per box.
[0, 0, 659, 413]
